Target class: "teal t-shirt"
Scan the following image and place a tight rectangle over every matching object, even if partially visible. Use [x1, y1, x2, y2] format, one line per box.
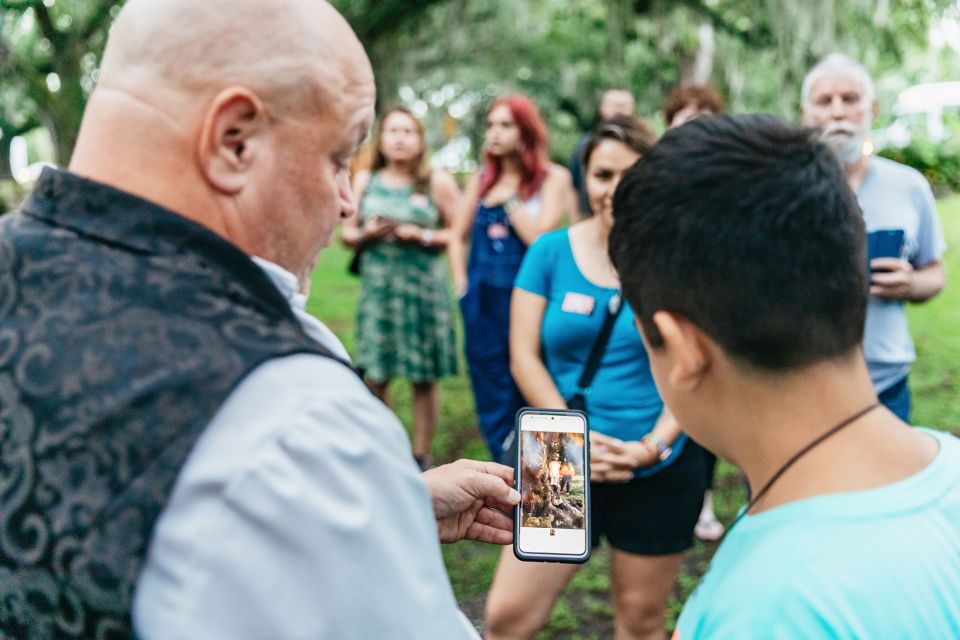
[675, 429, 960, 639]
[514, 229, 686, 475]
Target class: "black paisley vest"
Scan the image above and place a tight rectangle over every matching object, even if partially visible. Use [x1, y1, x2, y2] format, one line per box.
[0, 168, 347, 640]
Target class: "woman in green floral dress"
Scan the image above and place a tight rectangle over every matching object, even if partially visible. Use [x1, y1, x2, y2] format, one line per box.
[342, 107, 461, 470]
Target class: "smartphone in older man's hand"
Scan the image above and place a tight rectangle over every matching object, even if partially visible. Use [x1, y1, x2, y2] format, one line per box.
[868, 229, 905, 269]
[513, 408, 591, 564]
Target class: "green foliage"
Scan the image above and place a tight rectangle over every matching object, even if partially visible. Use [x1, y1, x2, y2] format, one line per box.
[878, 133, 960, 195]
[0, 0, 122, 166]
[3, 0, 958, 172]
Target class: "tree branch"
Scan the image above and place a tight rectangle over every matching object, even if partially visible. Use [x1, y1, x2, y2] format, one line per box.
[662, 0, 773, 49]
[350, 0, 449, 45]
[31, 1, 63, 51]
[83, 1, 121, 41]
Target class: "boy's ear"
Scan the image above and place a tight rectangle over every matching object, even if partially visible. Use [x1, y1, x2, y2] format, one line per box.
[651, 310, 711, 391]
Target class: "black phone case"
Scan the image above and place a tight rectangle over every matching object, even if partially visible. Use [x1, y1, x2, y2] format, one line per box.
[512, 407, 592, 564]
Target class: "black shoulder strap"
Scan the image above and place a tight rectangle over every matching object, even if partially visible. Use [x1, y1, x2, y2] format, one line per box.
[574, 293, 624, 394]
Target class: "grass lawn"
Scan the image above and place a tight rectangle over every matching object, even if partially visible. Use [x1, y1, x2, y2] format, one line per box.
[306, 194, 960, 639]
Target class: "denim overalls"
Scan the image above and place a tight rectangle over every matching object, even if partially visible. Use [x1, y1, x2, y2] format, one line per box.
[460, 201, 528, 458]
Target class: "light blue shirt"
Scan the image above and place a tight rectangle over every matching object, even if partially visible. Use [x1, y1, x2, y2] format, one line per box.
[675, 429, 960, 639]
[514, 229, 686, 475]
[858, 157, 946, 392]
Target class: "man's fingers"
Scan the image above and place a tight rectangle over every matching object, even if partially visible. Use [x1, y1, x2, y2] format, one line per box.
[471, 471, 521, 505]
[459, 459, 516, 485]
[871, 272, 907, 286]
[870, 257, 910, 272]
[475, 505, 513, 532]
[465, 521, 513, 545]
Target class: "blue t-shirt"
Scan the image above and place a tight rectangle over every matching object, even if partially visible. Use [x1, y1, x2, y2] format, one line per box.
[676, 429, 960, 639]
[514, 229, 686, 475]
[858, 157, 947, 393]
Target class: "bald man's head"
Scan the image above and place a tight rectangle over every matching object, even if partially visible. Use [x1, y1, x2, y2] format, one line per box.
[98, 0, 372, 120]
[72, 0, 376, 284]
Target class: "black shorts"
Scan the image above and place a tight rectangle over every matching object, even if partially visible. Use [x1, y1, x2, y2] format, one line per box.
[590, 441, 708, 555]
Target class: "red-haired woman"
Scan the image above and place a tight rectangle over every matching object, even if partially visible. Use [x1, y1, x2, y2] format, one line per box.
[448, 95, 570, 460]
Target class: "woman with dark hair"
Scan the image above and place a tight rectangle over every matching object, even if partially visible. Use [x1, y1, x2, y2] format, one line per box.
[484, 116, 708, 640]
[342, 107, 461, 470]
[448, 95, 570, 459]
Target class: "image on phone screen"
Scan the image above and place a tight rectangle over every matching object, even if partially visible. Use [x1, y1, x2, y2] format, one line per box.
[516, 410, 589, 561]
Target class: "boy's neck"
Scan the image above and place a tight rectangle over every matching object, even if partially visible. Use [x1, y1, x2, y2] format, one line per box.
[717, 359, 938, 515]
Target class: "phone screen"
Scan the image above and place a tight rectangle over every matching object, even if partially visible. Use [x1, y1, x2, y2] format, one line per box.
[516, 410, 588, 559]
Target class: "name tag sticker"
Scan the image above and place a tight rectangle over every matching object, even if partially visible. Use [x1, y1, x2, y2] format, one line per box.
[487, 223, 509, 239]
[409, 193, 429, 208]
[561, 292, 595, 315]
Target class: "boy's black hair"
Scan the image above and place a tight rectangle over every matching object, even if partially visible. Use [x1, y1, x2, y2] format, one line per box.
[609, 113, 867, 370]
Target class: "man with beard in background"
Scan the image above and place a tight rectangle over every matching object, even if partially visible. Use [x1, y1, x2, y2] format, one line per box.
[801, 54, 946, 423]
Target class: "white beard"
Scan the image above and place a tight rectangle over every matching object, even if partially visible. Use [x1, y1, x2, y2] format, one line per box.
[820, 121, 870, 166]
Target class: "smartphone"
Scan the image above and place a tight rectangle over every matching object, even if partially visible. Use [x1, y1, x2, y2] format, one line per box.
[513, 408, 591, 564]
[868, 229, 905, 264]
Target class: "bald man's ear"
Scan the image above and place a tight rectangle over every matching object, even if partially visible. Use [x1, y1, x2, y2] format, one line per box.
[651, 310, 711, 392]
[198, 88, 268, 194]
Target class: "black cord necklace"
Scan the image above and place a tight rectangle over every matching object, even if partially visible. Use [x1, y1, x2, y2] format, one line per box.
[725, 402, 882, 538]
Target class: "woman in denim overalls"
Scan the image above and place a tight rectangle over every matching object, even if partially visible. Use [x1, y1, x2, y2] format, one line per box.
[449, 95, 569, 460]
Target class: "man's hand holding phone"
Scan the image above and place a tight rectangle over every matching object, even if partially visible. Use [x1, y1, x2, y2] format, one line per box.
[421, 459, 520, 545]
[589, 432, 657, 483]
[870, 257, 915, 300]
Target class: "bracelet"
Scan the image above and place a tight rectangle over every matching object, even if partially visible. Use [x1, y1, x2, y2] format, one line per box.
[420, 228, 434, 247]
[642, 433, 673, 462]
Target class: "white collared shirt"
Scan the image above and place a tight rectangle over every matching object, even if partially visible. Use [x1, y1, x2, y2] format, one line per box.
[133, 258, 478, 639]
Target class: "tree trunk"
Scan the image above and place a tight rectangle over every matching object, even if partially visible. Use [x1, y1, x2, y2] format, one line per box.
[688, 21, 715, 84]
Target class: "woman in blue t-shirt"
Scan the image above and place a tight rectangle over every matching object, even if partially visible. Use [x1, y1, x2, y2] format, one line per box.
[485, 116, 708, 639]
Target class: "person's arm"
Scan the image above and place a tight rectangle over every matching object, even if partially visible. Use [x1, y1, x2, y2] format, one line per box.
[393, 170, 462, 249]
[869, 259, 945, 303]
[590, 408, 683, 483]
[509, 288, 568, 409]
[340, 170, 395, 249]
[447, 173, 480, 297]
[504, 166, 568, 246]
[870, 176, 948, 303]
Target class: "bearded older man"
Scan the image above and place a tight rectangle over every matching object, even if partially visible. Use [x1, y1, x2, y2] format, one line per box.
[800, 53, 947, 422]
[0, 1, 519, 638]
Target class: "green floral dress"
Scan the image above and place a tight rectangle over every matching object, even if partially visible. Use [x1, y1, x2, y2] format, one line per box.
[355, 172, 458, 382]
